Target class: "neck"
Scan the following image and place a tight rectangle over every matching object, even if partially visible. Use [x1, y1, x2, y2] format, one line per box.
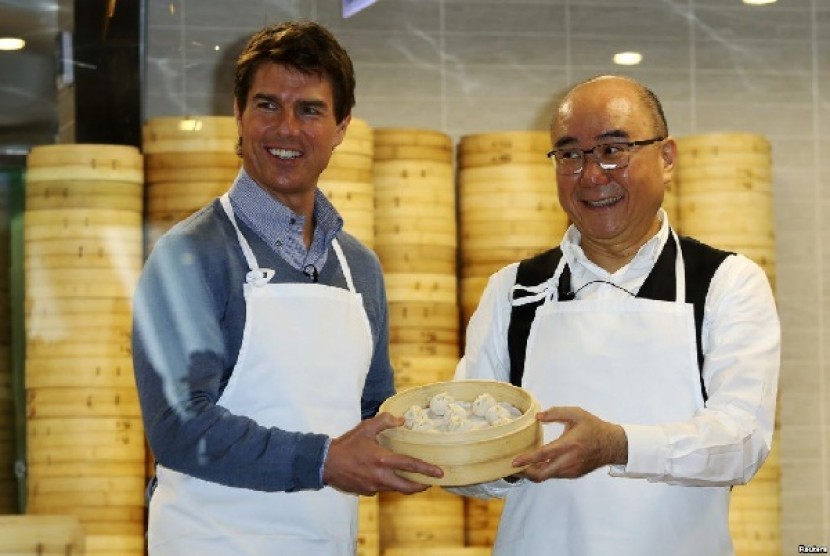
[580, 218, 661, 273]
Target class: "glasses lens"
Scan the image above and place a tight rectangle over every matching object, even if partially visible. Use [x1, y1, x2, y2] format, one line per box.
[554, 149, 583, 174]
[594, 144, 631, 170]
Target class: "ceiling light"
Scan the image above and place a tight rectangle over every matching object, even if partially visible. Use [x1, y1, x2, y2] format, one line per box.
[613, 51, 642, 66]
[742, 0, 777, 4]
[0, 38, 26, 51]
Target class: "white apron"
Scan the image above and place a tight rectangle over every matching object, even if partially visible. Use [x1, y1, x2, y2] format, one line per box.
[148, 194, 373, 556]
[495, 232, 733, 556]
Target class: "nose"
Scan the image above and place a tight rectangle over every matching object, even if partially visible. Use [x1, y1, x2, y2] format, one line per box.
[276, 110, 300, 135]
[578, 155, 610, 186]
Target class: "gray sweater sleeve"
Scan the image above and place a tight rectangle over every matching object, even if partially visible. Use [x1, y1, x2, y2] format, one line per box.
[133, 201, 394, 493]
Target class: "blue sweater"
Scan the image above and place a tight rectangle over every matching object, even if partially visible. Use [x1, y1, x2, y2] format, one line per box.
[132, 198, 395, 493]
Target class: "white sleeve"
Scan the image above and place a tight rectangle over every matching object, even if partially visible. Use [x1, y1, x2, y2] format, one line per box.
[449, 263, 523, 499]
[612, 254, 781, 486]
[454, 263, 518, 383]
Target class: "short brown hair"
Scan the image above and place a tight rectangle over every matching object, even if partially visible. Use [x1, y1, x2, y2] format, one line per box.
[234, 21, 356, 124]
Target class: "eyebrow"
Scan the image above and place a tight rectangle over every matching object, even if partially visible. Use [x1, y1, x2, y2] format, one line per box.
[553, 129, 632, 149]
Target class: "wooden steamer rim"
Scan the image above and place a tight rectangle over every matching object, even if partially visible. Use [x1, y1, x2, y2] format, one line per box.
[27, 144, 142, 169]
[378, 379, 542, 486]
[459, 130, 550, 156]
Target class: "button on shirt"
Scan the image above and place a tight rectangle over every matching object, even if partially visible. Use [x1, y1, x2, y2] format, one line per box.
[228, 169, 344, 276]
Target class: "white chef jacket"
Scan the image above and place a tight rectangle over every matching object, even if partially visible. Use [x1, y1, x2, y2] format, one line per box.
[453, 211, 780, 496]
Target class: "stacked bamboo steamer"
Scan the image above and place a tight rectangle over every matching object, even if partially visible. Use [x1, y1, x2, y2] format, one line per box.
[0, 514, 85, 554]
[143, 116, 240, 251]
[320, 118, 379, 556]
[458, 131, 569, 324]
[371, 128, 464, 552]
[674, 132, 775, 290]
[23, 144, 145, 556]
[318, 117, 375, 247]
[0, 182, 15, 513]
[675, 132, 779, 556]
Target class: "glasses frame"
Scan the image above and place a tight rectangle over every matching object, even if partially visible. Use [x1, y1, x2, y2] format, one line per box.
[546, 136, 665, 175]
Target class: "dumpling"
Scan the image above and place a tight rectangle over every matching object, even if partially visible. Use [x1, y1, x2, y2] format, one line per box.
[403, 405, 428, 428]
[428, 392, 455, 416]
[472, 393, 497, 417]
[485, 404, 513, 426]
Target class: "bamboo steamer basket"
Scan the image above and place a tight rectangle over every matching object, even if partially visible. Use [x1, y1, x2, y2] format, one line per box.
[384, 549, 491, 556]
[375, 245, 456, 274]
[357, 495, 379, 556]
[0, 514, 85, 554]
[379, 487, 464, 548]
[143, 116, 239, 250]
[465, 497, 504, 546]
[378, 380, 542, 486]
[319, 117, 375, 247]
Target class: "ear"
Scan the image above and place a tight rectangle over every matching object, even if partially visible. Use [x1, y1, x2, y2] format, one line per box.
[332, 114, 351, 149]
[660, 136, 677, 186]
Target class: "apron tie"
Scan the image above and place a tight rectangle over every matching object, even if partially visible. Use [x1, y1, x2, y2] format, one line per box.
[246, 268, 275, 287]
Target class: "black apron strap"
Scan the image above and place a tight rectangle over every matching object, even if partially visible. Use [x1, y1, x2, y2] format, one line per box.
[506, 232, 733, 402]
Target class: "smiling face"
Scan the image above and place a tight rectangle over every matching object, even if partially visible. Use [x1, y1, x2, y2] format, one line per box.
[235, 62, 349, 216]
[552, 77, 675, 264]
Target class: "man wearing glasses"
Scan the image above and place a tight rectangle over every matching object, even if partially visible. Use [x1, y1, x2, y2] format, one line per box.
[451, 75, 780, 555]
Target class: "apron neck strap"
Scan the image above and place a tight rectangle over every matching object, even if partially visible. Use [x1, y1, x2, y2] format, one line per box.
[331, 239, 357, 294]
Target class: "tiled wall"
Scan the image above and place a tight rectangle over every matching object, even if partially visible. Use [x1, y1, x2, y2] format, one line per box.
[146, 0, 830, 548]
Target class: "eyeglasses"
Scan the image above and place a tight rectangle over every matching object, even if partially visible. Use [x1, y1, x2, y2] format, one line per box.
[546, 137, 665, 175]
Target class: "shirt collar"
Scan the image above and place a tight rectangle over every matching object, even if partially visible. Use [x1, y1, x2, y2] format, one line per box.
[561, 208, 670, 279]
[228, 168, 344, 251]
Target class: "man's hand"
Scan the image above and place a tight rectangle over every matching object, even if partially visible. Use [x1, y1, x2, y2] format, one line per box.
[322, 412, 444, 495]
[512, 407, 628, 482]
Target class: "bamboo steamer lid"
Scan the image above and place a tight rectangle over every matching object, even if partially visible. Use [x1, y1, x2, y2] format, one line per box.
[345, 116, 372, 139]
[373, 175, 453, 192]
[318, 165, 373, 183]
[28, 417, 142, 447]
[327, 150, 373, 172]
[143, 115, 237, 142]
[146, 150, 240, 170]
[394, 366, 458, 390]
[679, 192, 773, 236]
[465, 497, 504, 546]
[388, 301, 459, 331]
[389, 342, 458, 359]
[375, 216, 456, 236]
[677, 175, 772, 196]
[28, 460, 145, 478]
[0, 515, 85, 554]
[674, 163, 771, 183]
[459, 162, 554, 185]
[385, 549, 492, 556]
[460, 130, 550, 155]
[459, 151, 547, 169]
[385, 273, 457, 304]
[460, 177, 554, 196]
[146, 165, 240, 184]
[675, 132, 770, 156]
[336, 136, 373, 157]
[28, 143, 142, 169]
[375, 244, 456, 274]
[379, 487, 464, 548]
[375, 230, 456, 249]
[85, 533, 145, 554]
[378, 380, 542, 486]
[24, 209, 142, 239]
[374, 144, 452, 164]
[26, 441, 145, 464]
[26, 387, 140, 418]
[27, 505, 145, 524]
[26, 297, 132, 316]
[373, 159, 453, 180]
[374, 188, 455, 209]
[390, 356, 458, 377]
[374, 128, 452, 149]
[389, 327, 458, 345]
